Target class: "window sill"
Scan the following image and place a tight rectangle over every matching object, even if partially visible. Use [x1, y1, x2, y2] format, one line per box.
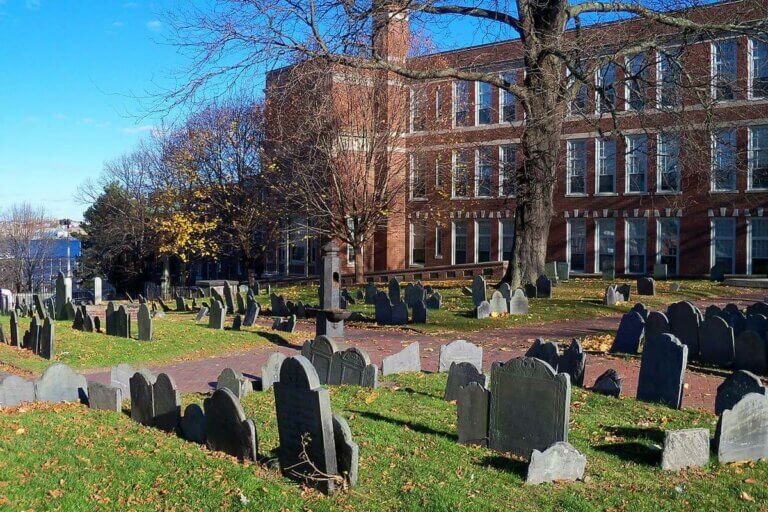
[565, 193, 589, 198]
[624, 191, 649, 196]
[409, 197, 428, 202]
[709, 189, 739, 194]
[594, 192, 619, 197]
[451, 196, 471, 200]
[434, 255, 443, 260]
[745, 188, 768, 193]
[655, 191, 682, 196]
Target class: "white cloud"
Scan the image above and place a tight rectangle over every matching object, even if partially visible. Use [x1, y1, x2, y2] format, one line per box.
[145, 19, 162, 31]
[112, 21, 124, 27]
[122, 124, 155, 134]
[25, 0, 40, 10]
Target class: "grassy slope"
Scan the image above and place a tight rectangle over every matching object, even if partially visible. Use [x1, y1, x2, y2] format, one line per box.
[1, 373, 766, 511]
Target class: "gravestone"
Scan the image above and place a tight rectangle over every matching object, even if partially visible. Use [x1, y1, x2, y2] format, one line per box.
[535, 275, 552, 299]
[724, 305, 747, 336]
[54, 272, 71, 320]
[153, 373, 182, 432]
[425, 292, 442, 310]
[556, 262, 569, 282]
[489, 291, 508, 315]
[475, 300, 491, 319]
[604, 286, 619, 306]
[0, 325, 5, 345]
[471, 275, 487, 307]
[637, 277, 655, 296]
[175, 296, 185, 312]
[610, 311, 645, 354]
[364, 283, 378, 304]
[181, 403, 207, 444]
[328, 347, 378, 388]
[301, 335, 339, 384]
[39, 316, 54, 360]
[592, 369, 622, 397]
[110, 363, 135, 396]
[636, 333, 688, 409]
[509, 288, 529, 315]
[93, 277, 102, 305]
[698, 315, 735, 367]
[558, 339, 586, 387]
[631, 302, 648, 320]
[710, 262, 727, 282]
[236, 292, 246, 315]
[273, 356, 339, 495]
[388, 278, 401, 305]
[644, 311, 670, 344]
[617, 283, 631, 302]
[734, 330, 768, 374]
[374, 292, 392, 325]
[717, 393, 768, 463]
[232, 315, 242, 331]
[261, 352, 287, 390]
[526, 442, 586, 485]
[35, 363, 87, 403]
[661, 428, 710, 471]
[73, 308, 84, 330]
[381, 342, 421, 375]
[0, 375, 35, 407]
[403, 283, 414, 307]
[654, 263, 668, 280]
[438, 340, 483, 372]
[544, 262, 559, 286]
[524, 283, 537, 299]
[84, 313, 94, 332]
[137, 304, 153, 341]
[332, 414, 359, 488]
[130, 369, 156, 426]
[525, 338, 560, 371]
[216, 368, 251, 399]
[391, 303, 408, 325]
[716, 370, 767, 416]
[498, 283, 511, 303]
[457, 382, 490, 446]
[412, 300, 428, 324]
[209, 300, 226, 330]
[272, 315, 296, 333]
[270, 294, 290, 316]
[63, 301, 76, 321]
[9, 311, 20, 347]
[88, 382, 122, 412]
[243, 301, 260, 326]
[667, 301, 701, 358]
[223, 283, 236, 313]
[744, 314, 768, 339]
[28, 316, 40, 354]
[444, 361, 486, 401]
[195, 307, 209, 322]
[489, 357, 570, 458]
[204, 388, 258, 461]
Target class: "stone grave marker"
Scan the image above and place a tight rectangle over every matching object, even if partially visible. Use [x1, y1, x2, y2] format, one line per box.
[328, 347, 378, 388]
[631, 302, 648, 320]
[425, 292, 441, 310]
[236, 292, 246, 315]
[116, 305, 131, 338]
[110, 363, 135, 397]
[388, 278, 401, 305]
[270, 293, 290, 316]
[332, 414, 359, 488]
[509, 288, 529, 315]
[39, 316, 54, 360]
[88, 382, 122, 412]
[301, 335, 339, 384]
[232, 315, 242, 331]
[524, 283, 537, 299]
[181, 404, 207, 444]
[84, 313, 94, 332]
[243, 301, 260, 326]
[525, 338, 560, 371]
[381, 342, 421, 376]
[391, 302, 408, 325]
[130, 369, 156, 426]
[535, 275, 552, 299]
[261, 352, 287, 390]
[195, 307, 209, 322]
[617, 284, 631, 302]
[636, 333, 688, 409]
[28, 315, 40, 354]
[35, 363, 87, 403]
[216, 368, 251, 399]
[653, 263, 668, 280]
[73, 308, 84, 330]
[489, 291, 508, 315]
[717, 393, 768, 463]
[63, 301, 76, 321]
[471, 275, 487, 307]
[209, 300, 226, 330]
[525, 442, 586, 485]
[604, 286, 619, 306]
[175, 296, 185, 312]
[667, 301, 701, 358]
[9, 311, 20, 347]
[271, 315, 296, 333]
[592, 369, 622, 397]
[204, 388, 258, 461]
[556, 262, 570, 282]
[715, 370, 766, 416]
[438, 340, 483, 372]
[0, 375, 35, 407]
[698, 315, 734, 367]
[137, 303, 153, 341]
[223, 283, 236, 312]
[744, 314, 768, 338]
[734, 330, 768, 374]
[153, 373, 181, 432]
[0, 325, 6, 345]
[457, 382, 490, 446]
[412, 299, 428, 324]
[637, 277, 655, 295]
[610, 311, 645, 354]
[661, 428, 710, 471]
[558, 339, 586, 387]
[644, 311, 670, 344]
[364, 283, 378, 304]
[374, 292, 392, 325]
[498, 283, 511, 303]
[444, 361, 486, 401]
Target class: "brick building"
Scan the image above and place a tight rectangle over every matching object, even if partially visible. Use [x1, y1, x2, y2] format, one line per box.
[265, 0, 768, 280]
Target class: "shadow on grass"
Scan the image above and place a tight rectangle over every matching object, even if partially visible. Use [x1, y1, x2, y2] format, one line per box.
[349, 409, 457, 441]
[477, 455, 528, 478]
[594, 442, 661, 465]
[400, 386, 443, 400]
[604, 425, 665, 444]
[254, 331, 303, 350]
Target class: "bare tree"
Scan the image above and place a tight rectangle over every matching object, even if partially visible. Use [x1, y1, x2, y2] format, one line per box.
[0, 203, 56, 293]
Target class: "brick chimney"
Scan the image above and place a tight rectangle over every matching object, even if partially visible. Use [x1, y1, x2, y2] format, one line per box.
[372, 2, 410, 63]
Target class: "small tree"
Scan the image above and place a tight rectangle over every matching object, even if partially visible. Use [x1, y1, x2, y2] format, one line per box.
[0, 203, 56, 293]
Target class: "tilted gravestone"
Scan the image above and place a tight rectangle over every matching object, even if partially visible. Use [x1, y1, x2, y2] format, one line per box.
[374, 292, 393, 325]
[412, 300, 428, 324]
[558, 339, 586, 387]
[388, 278, 401, 305]
[509, 288, 529, 315]
[715, 370, 766, 416]
[438, 340, 483, 372]
[223, 283, 236, 313]
[209, 300, 226, 330]
[667, 301, 701, 358]
[181, 403, 207, 444]
[261, 352, 287, 390]
[0, 375, 35, 407]
[535, 275, 552, 299]
[526, 442, 586, 485]
[204, 388, 258, 461]
[328, 347, 378, 388]
[698, 315, 734, 367]
[332, 414, 359, 488]
[301, 335, 339, 385]
[273, 356, 339, 495]
[84, 313, 95, 332]
[28, 316, 40, 354]
[35, 363, 87, 403]
[636, 333, 688, 409]
[471, 275, 487, 307]
[637, 277, 655, 296]
[39, 316, 54, 360]
[592, 369, 622, 397]
[270, 293, 290, 316]
[130, 369, 156, 426]
[271, 315, 296, 333]
[476, 301, 491, 319]
[457, 381, 490, 446]
[381, 342, 421, 376]
[716, 393, 768, 463]
[425, 292, 442, 310]
[525, 338, 560, 371]
[33, 294, 46, 319]
[610, 311, 645, 354]
[489, 357, 570, 458]
[236, 292, 246, 315]
[216, 368, 251, 399]
[489, 291, 508, 315]
[661, 428, 710, 471]
[243, 301, 260, 326]
[444, 361, 486, 401]
[110, 363, 135, 397]
[734, 330, 768, 374]
[195, 307, 209, 322]
[137, 303, 153, 341]
[88, 382, 122, 412]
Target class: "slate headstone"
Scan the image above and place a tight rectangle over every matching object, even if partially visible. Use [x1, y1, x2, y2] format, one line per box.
[388, 278, 401, 305]
[374, 292, 392, 325]
[39, 316, 54, 360]
[130, 369, 156, 426]
[535, 275, 552, 299]
[716, 393, 768, 463]
[525, 338, 560, 371]
[364, 283, 378, 304]
[216, 368, 251, 399]
[137, 303, 153, 341]
[180, 403, 207, 444]
[592, 369, 622, 397]
[699, 315, 735, 367]
[667, 301, 701, 358]
[438, 340, 483, 372]
[425, 292, 442, 310]
[300, 335, 339, 384]
[232, 314, 242, 331]
[391, 302, 408, 325]
[412, 299, 428, 324]
[610, 311, 645, 354]
[110, 363, 135, 397]
[636, 333, 688, 409]
[444, 361, 486, 401]
[471, 275, 487, 307]
[617, 284, 631, 302]
[558, 339, 586, 387]
[734, 330, 768, 374]
[209, 300, 226, 330]
[243, 301, 260, 326]
[456, 381, 490, 446]
[332, 414, 359, 488]
[195, 307, 209, 322]
[716, 370, 767, 416]
[381, 342, 421, 376]
[88, 382, 122, 412]
[637, 277, 655, 296]
[204, 388, 258, 461]
[328, 347, 378, 388]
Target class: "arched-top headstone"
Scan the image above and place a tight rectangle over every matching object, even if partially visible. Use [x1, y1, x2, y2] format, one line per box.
[328, 347, 378, 388]
[180, 403, 207, 444]
[744, 314, 768, 339]
[209, 300, 226, 330]
[444, 361, 486, 401]
[471, 275, 487, 307]
[137, 303, 153, 341]
[438, 340, 483, 372]
[525, 338, 560, 371]
[610, 311, 645, 354]
[636, 333, 688, 409]
[535, 275, 552, 299]
[699, 315, 734, 367]
[746, 301, 768, 318]
[39, 316, 54, 360]
[717, 393, 768, 463]
[716, 370, 766, 416]
[558, 339, 586, 387]
[34, 363, 87, 403]
[153, 373, 181, 432]
[374, 291, 393, 325]
[300, 335, 339, 384]
[0, 375, 35, 407]
[261, 352, 288, 390]
[509, 288, 529, 315]
[204, 388, 258, 461]
[667, 301, 701, 358]
[734, 330, 768, 374]
[388, 278, 401, 305]
[130, 369, 156, 426]
[489, 291, 508, 315]
[216, 368, 251, 399]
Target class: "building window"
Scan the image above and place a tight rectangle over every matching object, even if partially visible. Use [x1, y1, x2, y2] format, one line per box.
[712, 129, 737, 192]
[475, 220, 491, 263]
[567, 139, 587, 195]
[594, 219, 616, 273]
[452, 220, 468, 265]
[567, 218, 586, 273]
[500, 145, 516, 196]
[626, 53, 647, 111]
[476, 82, 493, 125]
[626, 219, 647, 274]
[750, 218, 768, 274]
[712, 39, 737, 101]
[435, 87, 442, 121]
[750, 39, 768, 99]
[749, 125, 768, 190]
[454, 80, 471, 127]
[500, 72, 516, 123]
[596, 139, 617, 194]
[500, 219, 514, 261]
[410, 86, 428, 132]
[658, 50, 681, 108]
[657, 133, 681, 193]
[410, 221, 426, 266]
[475, 147, 493, 197]
[435, 227, 443, 258]
[657, 218, 680, 275]
[452, 150, 470, 197]
[712, 218, 736, 274]
[435, 157, 443, 189]
[410, 154, 426, 199]
[625, 134, 648, 193]
[596, 62, 617, 114]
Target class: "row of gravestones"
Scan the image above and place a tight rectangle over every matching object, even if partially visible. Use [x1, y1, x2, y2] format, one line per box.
[476, 288, 530, 318]
[471, 275, 552, 310]
[363, 280, 443, 309]
[301, 336, 379, 387]
[0, 363, 87, 407]
[2, 311, 55, 359]
[604, 284, 631, 305]
[206, 299, 263, 330]
[374, 291, 428, 325]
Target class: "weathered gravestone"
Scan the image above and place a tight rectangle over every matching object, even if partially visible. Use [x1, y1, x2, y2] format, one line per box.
[9, 311, 20, 347]
[544, 262, 559, 286]
[137, 303, 153, 341]
[261, 352, 287, 390]
[715, 370, 767, 416]
[734, 330, 768, 374]
[272, 315, 296, 333]
[88, 382, 122, 412]
[270, 293, 290, 317]
[667, 301, 701, 358]
[27, 316, 40, 353]
[33, 294, 46, 319]
[180, 403, 207, 444]
[745, 314, 768, 339]
[593, 369, 622, 397]
[654, 263, 668, 280]
[84, 313, 95, 333]
[525, 338, 560, 371]
[556, 262, 570, 282]
[54, 272, 72, 320]
[391, 303, 408, 325]
[698, 315, 735, 367]
[73, 308, 84, 330]
[644, 310, 669, 343]
[364, 283, 378, 304]
[332, 414, 359, 488]
[617, 284, 631, 302]
[716, 393, 768, 463]
[489, 291, 508, 315]
[273, 356, 339, 495]
[114, 305, 131, 338]
[328, 347, 378, 388]
[524, 283, 537, 299]
[209, 300, 226, 330]
[471, 275, 487, 307]
[195, 307, 209, 322]
[232, 315, 242, 331]
[509, 288, 529, 315]
[604, 286, 619, 306]
[236, 292, 246, 315]
[63, 301, 76, 322]
[526, 442, 586, 485]
[110, 363, 135, 397]
[216, 368, 251, 399]
[412, 300, 428, 324]
[223, 283, 236, 313]
[610, 311, 645, 354]
[301, 335, 339, 385]
[661, 428, 710, 471]
[175, 296, 185, 312]
[489, 357, 570, 458]
[39, 316, 54, 360]
[475, 300, 491, 319]
[35, 363, 87, 403]
[204, 388, 258, 461]
[636, 333, 688, 409]
[130, 369, 156, 426]
[0, 375, 35, 407]
[381, 342, 421, 376]
[457, 382, 490, 446]
[425, 292, 441, 310]
[243, 301, 260, 326]
[724, 304, 747, 336]
[637, 277, 655, 296]
[374, 292, 392, 325]
[444, 361, 486, 401]
[388, 278, 401, 305]
[438, 340, 483, 372]
[558, 339, 586, 387]
[535, 275, 552, 299]
[0, 325, 6, 345]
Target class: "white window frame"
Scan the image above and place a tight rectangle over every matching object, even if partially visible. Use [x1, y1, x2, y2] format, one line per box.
[595, 138, 617, 195]
[566, 139, 587, 196]
[499, 71, 517, 123]
[625, 134, 648, 194]
[474, 219, 492, 263]
[711, 128, 737, 192]
[409, 154, 427, 200]
[435, 226, 443, 259]
[748, 218, 768, 274]
[710, 218, 736, 274]
[409, 221, 426, 267]
[595, 62, 617, 115]
[453, 80, 470, 128]
[656, 49, 681, 109]
[711, 39, 738, 102]
[625, 53, 646, 111]
[566, 218, 587, 273]
[475, 147, 493, 198]
[749, 38, 768, 100]
[657, 132, 681, 193]
[594, 218, 616, 273]
[655, 218, 680, 276]
[499, 219, 514, 262]
[499, 144, 516, 197]
[451, 149, 470, 198]
[748, 125, 768, 191]
[476, 81, 493, 126]
[624, 219, 647, 275]
[451, 220, 468, 266]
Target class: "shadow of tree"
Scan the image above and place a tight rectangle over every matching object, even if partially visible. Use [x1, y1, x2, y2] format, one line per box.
[476, 454, 528, 478]
[349, 409, 456, 440]
[254, 331, 303, 350]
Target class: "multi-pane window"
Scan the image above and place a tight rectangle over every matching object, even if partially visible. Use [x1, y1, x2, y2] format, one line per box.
[500, 72, 517, 123]
[625, 134, 648, 193]
[596, 139, 617, 194]
[454, 80, 471, 127]
[476, 220, 491, 262]
[596, 62, 617, 113]
[751, 39, 768, 98]
[626, 219, 647, 274]
[712, 39, 737, 101]
[500, 145, 516, 196]
[626, 53, 647, 110]
[658, 50, 681, 108]
[751, 218, 768, 274]
[452, 150, 470, 197]
[477, 82, 493, 125]
[713, 218, 736, 273]
[410, 86, 428, 132]
[749, 125, 768, 189]
[410, 221, 426, 266]
[567, 139, 587, 194]
[596, 219, 616, 272]
[453, 221, 468, 265]
[658, 133, 681, 192]
[568, 218, 586, 272]
[435, 158, 443, 189]
[568, 65, 588, 115]
[475, 147, 493, 197]
[410, 154, 426, 199]
[435, 87, 443, 121]
[712, 129, 737, 191]
[500, 219, 514, 261]
[435, 227, 443, 258]
[658, 218, 680, 275]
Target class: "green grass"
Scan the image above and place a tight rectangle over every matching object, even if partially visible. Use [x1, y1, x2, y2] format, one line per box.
[0, 373, 765, 511]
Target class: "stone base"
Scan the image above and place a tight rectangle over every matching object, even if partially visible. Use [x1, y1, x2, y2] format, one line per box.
[316, 312, 344, 339]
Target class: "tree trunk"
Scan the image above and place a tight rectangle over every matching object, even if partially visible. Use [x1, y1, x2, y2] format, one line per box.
[353, 245, 365, 285]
